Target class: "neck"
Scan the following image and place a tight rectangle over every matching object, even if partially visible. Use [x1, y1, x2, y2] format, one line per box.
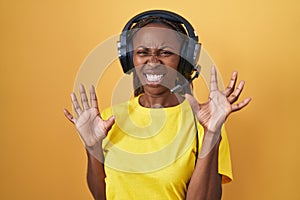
[138, 92, 184, 108]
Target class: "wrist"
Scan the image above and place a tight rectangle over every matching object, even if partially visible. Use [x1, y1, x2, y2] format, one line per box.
[199, 129, 222, 159]
[86, 140, 104, 163]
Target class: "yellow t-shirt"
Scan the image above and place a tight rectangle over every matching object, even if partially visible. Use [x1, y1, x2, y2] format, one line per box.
[101, 96, 232, 200]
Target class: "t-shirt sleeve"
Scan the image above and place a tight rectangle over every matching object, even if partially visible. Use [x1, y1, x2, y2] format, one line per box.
[197, 124, 233, 184]
[218, 126, 233, 183]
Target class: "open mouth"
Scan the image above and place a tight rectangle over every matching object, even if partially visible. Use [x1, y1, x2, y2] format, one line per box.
[144, 73, 165, 84]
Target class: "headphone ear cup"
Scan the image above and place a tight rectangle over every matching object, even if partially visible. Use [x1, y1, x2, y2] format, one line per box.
[182, 39, 201, 77]
[118, 32, 135, 74]
[127, 40, 134, 73]
[118, 33, 130, 74]
[179, 38, 195, 77]
[178, 39, 187, 75]
[186, 39, 197, 72]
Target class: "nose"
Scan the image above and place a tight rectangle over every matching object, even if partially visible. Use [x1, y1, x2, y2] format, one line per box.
[147, 52, 160, 66]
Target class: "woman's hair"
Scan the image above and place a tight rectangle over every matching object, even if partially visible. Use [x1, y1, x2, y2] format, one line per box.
[129, 16, 192, 97]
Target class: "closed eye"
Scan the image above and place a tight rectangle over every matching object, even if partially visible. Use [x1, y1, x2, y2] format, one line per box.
[134, 48, 176, 57]
[159, 50, 174, 57]
[135, 49, 150, 56]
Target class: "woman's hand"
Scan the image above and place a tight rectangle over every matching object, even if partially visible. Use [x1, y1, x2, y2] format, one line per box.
[63, 84, 115, 147]
[186, 66, 251, 158]
[186, 66, 251, 133]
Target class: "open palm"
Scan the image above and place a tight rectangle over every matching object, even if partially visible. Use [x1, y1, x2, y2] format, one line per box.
[186, 66, 251, 133]
[63, 84, 115, 147]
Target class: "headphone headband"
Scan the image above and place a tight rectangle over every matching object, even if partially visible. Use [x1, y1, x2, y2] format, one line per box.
[122, 10, 198, 42]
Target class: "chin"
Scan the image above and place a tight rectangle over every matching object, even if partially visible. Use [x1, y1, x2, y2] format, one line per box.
[143, 84, 170, 95]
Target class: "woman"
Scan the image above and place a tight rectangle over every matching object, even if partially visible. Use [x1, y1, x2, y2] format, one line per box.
[64, 10, 251, 200]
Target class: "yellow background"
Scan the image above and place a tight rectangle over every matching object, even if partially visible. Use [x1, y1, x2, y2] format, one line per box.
[1, 0, 299, 199]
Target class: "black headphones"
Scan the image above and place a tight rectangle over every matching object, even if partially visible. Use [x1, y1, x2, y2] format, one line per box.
[117, 10, 201, 77]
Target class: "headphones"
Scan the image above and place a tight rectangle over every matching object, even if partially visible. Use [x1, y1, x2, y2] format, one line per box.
[117, 10, 201, 79]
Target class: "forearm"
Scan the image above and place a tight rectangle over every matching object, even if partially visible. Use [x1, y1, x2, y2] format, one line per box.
[86, 141, 106, 200]
[186, 131, 222, 200]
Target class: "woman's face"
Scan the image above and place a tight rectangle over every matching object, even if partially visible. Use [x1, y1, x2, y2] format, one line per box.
[132, 23, 182, 95]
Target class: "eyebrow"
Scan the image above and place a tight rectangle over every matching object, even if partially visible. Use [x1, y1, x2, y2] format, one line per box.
[135, 45, 176, 50]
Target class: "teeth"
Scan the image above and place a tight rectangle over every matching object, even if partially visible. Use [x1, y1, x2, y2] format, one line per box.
[145, 74, 163, 82]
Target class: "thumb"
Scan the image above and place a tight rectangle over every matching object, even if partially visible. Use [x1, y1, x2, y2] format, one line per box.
[105, 115, 116, 131]
[185, 94, 200, 114]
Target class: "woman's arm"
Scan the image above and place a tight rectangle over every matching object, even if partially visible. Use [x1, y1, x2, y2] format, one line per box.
[64, 84, 115, 200]
[186, 131, 222, 200]
[86, 145, 106, 200]
[185, 66, 251, 200]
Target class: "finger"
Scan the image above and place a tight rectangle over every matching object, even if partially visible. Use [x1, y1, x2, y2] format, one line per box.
[210, 65, 218, 92]
[104, 115, 116, 132]
[228, 80, 245, 103]
[223, 71, 238, 97]
[79, 84, 90, 110]
[90, 85, 99, 109]
[185, 93, 200, 113]
[231, 97, 252, 112]
[71, 93, 82, 115]
[97, 115, 116, 139]
[63, 108, 75, 124]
